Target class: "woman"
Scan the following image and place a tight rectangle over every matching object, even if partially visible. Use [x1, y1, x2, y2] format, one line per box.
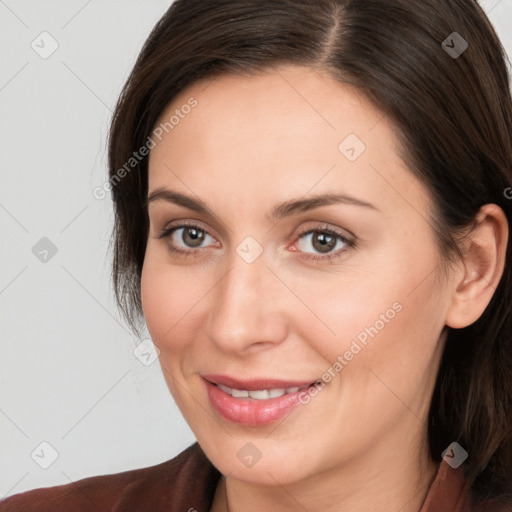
[2, 0, 511, 510]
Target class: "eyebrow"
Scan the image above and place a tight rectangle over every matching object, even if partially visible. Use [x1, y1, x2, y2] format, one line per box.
[147, 187, 380, 222]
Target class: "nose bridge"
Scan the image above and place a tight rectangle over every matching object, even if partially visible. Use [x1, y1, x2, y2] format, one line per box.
[207, 243, 287, 352]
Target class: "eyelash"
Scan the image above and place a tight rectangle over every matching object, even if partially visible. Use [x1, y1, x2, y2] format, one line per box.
[156, 220, 356, 262]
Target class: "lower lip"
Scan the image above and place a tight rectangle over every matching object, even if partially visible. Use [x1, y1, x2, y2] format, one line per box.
[204, 379, 311, 426]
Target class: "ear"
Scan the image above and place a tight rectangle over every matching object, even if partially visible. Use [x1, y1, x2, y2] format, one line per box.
[446, 203, 509, 329]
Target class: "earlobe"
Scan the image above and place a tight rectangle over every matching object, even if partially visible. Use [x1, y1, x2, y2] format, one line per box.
[446, 203, 509, 329]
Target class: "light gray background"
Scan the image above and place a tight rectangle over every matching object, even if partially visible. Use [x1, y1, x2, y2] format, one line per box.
[1, 0, 511, 497]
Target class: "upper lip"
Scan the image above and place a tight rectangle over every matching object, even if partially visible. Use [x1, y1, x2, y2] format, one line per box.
[202, 374, 318, 390]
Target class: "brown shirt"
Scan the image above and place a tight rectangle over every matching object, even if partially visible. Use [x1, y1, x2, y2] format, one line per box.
[0, 442, 508, 511]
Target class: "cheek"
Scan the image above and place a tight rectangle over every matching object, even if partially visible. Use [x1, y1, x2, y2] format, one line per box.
[140, 252, 200, 405]
[140, 248, 196, 349]
[300, 245, 447, 386]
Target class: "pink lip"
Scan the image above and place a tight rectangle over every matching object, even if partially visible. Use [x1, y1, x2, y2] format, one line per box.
[202, 375, 318, 426]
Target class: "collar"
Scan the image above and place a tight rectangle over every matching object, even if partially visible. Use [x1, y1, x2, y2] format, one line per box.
[419, 459, 472, 512]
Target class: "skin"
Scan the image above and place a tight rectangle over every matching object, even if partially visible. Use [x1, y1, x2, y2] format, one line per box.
[141, 64, 508, 512]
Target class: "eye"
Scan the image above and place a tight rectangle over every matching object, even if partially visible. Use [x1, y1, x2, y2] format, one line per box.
[156, 220, 217, 258]
[293, 224, 355, 262]
[155, 220, 356, 262]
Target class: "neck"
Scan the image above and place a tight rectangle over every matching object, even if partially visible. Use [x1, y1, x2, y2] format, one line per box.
[211, 420, 438, 512]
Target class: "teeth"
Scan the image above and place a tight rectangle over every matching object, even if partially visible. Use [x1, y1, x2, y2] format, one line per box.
[216, 383, 309, 400]
[232, 388, 249, 398]
[249, 389, 271, 399]
[218, 384, 233, 394]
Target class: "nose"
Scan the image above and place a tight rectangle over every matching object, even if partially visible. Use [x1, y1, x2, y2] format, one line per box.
[206, 246, 289, 355]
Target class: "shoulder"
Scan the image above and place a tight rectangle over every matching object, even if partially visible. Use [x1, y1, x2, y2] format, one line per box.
[0, 442, 221, 512]
[420, 459, 512, 512]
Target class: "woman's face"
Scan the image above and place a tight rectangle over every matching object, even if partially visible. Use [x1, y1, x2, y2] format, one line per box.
[142, 64, 453, 484]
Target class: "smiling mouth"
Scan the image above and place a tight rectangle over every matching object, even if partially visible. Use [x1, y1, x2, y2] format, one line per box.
[204, 377, 323, 426]
[213, 382, 318, 400]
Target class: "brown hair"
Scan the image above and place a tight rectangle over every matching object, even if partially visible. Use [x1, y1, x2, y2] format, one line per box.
[107, 0, 512, 505]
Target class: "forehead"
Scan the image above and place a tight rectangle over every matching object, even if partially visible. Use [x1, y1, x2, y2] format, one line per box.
[147, 64, 430, 218]
[151, 64, 384, 158]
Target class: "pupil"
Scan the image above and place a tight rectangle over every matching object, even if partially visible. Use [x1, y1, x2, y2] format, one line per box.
[314, 232, 335, 253]
[184, 227, 204, 247]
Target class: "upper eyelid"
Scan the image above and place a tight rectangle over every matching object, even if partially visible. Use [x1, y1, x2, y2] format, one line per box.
[158, 219, 217, 238]
[296, 224, 352, 239]
[158, 221, 353, 248]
